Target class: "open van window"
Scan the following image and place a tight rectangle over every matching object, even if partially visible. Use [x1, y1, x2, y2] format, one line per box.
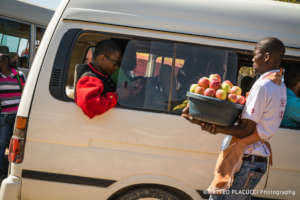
[61, 32, 239, 113]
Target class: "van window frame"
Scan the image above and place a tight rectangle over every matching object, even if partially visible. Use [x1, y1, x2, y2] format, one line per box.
[53, 30, 242, 113]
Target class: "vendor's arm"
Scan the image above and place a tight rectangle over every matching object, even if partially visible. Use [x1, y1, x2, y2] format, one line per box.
[76, 75, 118, 118]
[182, 106, 256, 138]
[214, 119, 256, 138]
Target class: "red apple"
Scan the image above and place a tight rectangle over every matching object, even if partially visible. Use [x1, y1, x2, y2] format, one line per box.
[204, 88, 215, 97]
[216, 89, 227, 100]
[228, 93, 238, 103]
[195, 86, 205, 95]
[209, 79, 221, 90]
[198, 77, 210, 89]
[209, 74, 222, 82]
[230, 86, 242, 95]
[237, 95, 246, 105]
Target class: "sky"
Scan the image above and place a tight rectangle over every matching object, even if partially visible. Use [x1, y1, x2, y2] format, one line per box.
[21, 0, 62, 10]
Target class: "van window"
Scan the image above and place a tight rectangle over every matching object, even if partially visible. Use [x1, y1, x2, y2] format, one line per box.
[59, 31, 239, 112]
[117, 40, 238, 113]
[0, 18, 30, 68]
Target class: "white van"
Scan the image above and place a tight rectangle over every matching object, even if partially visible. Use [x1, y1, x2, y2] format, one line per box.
[1, 0, 300, 199]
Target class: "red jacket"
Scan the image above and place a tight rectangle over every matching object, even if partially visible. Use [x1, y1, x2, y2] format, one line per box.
[75, 63, 118, 118]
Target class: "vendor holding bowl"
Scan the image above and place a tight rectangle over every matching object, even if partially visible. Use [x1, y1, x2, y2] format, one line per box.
[182, 37, 286, 200]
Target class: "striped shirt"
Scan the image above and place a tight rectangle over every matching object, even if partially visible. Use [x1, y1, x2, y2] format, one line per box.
[0, 67, 25, 114]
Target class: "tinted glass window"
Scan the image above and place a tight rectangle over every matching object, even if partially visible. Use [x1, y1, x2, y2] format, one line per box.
[117, 39, 238, 113]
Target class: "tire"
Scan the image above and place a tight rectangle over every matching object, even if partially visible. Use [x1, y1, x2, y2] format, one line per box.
[116, 187, 181, 200]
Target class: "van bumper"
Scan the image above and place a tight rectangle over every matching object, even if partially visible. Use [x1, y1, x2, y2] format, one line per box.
[0, 175, 21, 200]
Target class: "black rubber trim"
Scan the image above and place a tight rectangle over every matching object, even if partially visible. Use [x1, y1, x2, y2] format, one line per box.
[22, 169, 116, 188]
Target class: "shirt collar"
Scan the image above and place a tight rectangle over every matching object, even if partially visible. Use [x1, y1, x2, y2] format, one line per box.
[0, 67, 15, 78]
[88, 63, 108, 78]
[258, 69, 280, 80]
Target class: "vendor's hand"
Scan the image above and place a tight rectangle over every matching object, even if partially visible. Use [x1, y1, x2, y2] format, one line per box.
[199, 122, 217, 135]
[181, 104, 202, 125]
[181, 105, 218, 135]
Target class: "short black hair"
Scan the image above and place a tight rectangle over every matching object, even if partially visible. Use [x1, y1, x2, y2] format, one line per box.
[257, 37, 285, 60]
[284, 65, 300, 89]
[0, 53, 10, 63]
[93, 39, 121, 59]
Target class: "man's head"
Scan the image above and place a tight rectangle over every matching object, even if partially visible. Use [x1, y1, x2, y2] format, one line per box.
[252, 37, 285, 74]
[93, 40, 121, 75]
[0, 53, 9, 68]
[9, 52, 19, 67]
[284, 65, 300, 97]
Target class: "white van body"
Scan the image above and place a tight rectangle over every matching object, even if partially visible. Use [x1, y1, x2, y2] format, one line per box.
[1, 0, 300, 200]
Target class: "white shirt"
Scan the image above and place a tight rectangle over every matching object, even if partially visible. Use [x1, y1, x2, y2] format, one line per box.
[241, 69, 287, 157]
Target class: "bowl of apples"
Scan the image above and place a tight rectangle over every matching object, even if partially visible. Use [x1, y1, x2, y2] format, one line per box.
[186, 74, 246, 126]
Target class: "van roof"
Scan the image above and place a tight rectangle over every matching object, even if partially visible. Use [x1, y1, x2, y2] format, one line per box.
[1, 0, 54, 27]
[64, 0, 300, 50]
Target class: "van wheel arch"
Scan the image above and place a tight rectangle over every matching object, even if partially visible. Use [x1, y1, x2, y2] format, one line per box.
[108, 184, 193, 200]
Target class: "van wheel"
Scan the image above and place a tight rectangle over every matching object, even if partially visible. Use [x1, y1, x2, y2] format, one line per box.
[116, 187, 180, 200]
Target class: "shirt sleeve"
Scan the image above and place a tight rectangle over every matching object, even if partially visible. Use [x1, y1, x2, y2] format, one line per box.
[75, 76, 118, 118]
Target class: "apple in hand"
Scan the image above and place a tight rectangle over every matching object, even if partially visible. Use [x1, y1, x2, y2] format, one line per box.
[237, 95, 246, 105]
[228, 93, 238, 103]
[216, 89, 227, 100]
[230, 86, 242, 95]
[190, 84, 198, 93]
[198, 77, 210, 89]
[209, 79, 221, 90]
[204, 88, 215, 97]
[195, 86, 205, 95]
[209, 74, 221, 82]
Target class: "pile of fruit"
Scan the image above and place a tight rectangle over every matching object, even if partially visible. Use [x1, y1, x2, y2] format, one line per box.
[189, 74, 246, 105]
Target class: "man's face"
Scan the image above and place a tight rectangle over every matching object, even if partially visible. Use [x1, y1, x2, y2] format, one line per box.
[95, 51, 121, 75]
[252, 46, 268, 74]
[0, 54, 9, 67]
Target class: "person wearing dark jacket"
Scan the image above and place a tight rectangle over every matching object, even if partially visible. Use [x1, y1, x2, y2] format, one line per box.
[75, 40, 121, 118]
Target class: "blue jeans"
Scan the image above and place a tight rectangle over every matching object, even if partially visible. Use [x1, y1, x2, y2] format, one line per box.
[209, 159, 268, 200]
[0, 113, 16, 174]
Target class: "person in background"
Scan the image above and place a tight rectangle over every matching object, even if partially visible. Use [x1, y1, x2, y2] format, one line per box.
[281, 65, 300, 129]
[240, 76, 255, 96]
[8, 52, 19, 69]
[75, 40, 121, 119]
[182, 37, 286, 200]
[0, 53, 25, 179]
[84, 48, 93, 64]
